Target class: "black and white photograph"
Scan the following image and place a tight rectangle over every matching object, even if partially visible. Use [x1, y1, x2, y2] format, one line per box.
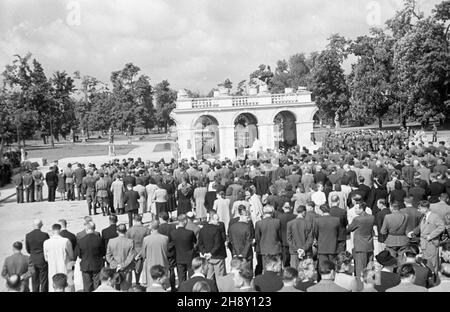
[0, 0, 449, 297]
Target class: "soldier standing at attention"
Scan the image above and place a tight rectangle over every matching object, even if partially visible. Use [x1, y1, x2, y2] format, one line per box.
[12, 170, 24, 204]
[95, 173, 109, 216]
[83, 171, 98, 216]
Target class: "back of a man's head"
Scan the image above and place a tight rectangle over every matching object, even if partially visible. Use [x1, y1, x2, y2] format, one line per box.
[109, 214, 118, 224]
[134, 214, 143, 223]
[13, 241, 23, 252]
[330, 195, 339, 206]
[150, 265, 166, 281]
[159, 211, 169, 222]
[238, 265, 253, 286]
[52, 223, 62, 232]
[117, 223, 127, 234]
[52, 273, 68, 291]
[282, 267, 298, 284]
[33, 219, 43, 229]
[319, 204, 330, 214]
[177, 214, 187, 226]
[85, 221, 96, 232]
[149, 220, 160, 232]
[319, 260, 335, 277]
[398, 263, 415, 280]
[99, 267, 115, 283]
[192, 257, 207, 273]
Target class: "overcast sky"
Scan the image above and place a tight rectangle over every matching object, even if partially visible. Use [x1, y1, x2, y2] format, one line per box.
[0, 0, 441, 93]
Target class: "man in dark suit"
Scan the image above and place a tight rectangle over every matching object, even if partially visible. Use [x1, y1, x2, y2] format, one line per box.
[25, 219, 50, 292]
[409, 179, 427, 207]
[75, 221, 105, 292]
[329, 195, 348, 253]
[58, 219, 77, 255]
[198, 213, 227, 281]
[228, 209, 254, 267]
[313, 204, 340, 267]
[253, 171, 270, 196]
[101, 214, 119, 255]
[76, 216, 101, 241]
[157, 211, 177, 291]
[253, 255, 283, 292]
[74, 163, 86, 201]
[347, 202, 375, 279]
[22, 169, 35, 203]
[374, 250, 401, 292]
[169, 214, 197, 285]
[276, 202, 296, 267]
[124, 183, 140, 228]
[12, 170, 24, 204]
[400, 197, 421, 247]
[287, 205, 313, 269]
[177, 257, 217, 292]
[45, 166, 58, 202]
[255, 205, 282, 271]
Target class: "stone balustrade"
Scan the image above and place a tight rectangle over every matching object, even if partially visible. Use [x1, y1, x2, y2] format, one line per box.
[177, 90, 313, 110]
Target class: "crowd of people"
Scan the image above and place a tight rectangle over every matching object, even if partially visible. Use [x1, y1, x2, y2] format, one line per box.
[3, 127, 450, 292]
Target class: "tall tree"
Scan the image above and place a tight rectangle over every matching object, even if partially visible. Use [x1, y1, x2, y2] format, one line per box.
[391, 1, 450, 126]
[348, 28, 396, 128]
[154, 80, 177, 133]
[308, 34, 351, 124]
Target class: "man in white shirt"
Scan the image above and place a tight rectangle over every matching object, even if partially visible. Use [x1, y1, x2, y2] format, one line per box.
[311, 183, 326, 212]
[43, 223, 74, 292]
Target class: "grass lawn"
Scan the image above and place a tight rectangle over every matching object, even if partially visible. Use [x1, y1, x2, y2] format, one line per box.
[25, 144, 137, 161]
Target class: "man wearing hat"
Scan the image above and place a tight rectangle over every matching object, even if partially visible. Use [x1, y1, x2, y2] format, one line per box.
[386, 263, 428, 292]
[374, 250, 400, 292]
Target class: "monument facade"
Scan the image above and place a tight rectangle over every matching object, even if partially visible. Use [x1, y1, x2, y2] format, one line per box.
[171, 87, 318, 160]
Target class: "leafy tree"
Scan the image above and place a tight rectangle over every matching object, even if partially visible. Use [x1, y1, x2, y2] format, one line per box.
[348, 28, 396, 128]
[109, 63, 154, 134]
[154, 80, 177, 133]
[308, 34, 351, 124]
[393, 15, 450, 126]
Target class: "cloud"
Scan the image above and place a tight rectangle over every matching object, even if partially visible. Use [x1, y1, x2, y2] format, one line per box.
[0, 0, 443, 93]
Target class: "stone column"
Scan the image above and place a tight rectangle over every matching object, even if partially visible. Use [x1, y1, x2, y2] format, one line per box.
[296, 121, 314, 149]
[218, 125, 235, 160]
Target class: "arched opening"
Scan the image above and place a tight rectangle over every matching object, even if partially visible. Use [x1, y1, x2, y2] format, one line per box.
[274, 110, 297, 151]
[234, 113, 258, 158]
[193, 115, 220, 160]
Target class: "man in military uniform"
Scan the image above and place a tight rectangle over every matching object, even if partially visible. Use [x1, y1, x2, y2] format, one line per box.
[12, 170, 24, 204]
[22, 169, 34, 203]
[82, 171, 98, 215]
[95, 172, 109, 216]
[32, 167, 44, 202]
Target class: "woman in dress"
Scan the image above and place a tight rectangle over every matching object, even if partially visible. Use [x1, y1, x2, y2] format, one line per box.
[213, 191, 230, 232]
[57, 169, 66, 201]
[193, 181, 207, 221]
